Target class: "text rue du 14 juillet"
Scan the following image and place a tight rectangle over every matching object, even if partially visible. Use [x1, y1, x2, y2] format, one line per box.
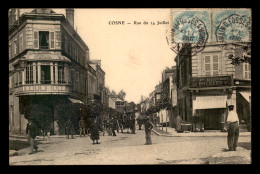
[108, 21, 169, 25]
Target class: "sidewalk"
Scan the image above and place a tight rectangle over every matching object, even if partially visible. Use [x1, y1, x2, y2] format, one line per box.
[152, 126, 251, 137]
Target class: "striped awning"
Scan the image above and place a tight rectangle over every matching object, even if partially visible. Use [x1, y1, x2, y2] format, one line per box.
[193, 95, 227, 110]
[240, 92, 251, 103]
[68, 98, 84, 104]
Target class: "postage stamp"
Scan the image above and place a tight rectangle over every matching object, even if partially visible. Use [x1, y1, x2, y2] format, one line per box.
[169, 9, 210, 55]
[213, 9, 251, 43]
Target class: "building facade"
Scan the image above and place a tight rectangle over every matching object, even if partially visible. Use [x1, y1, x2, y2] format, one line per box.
[9, 8, 104, 135]
[176, 43, 251, 131]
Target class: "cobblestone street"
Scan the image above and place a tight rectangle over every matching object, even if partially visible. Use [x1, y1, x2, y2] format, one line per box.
[9, 127, 251, 165]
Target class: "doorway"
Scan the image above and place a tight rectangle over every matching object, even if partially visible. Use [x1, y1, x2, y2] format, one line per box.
[201, 109, 223, 130]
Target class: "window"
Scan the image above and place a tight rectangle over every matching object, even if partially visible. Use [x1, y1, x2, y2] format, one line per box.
[203, 54, 220, 76]
[36, 63, 38, 84]
[18, 71, 22, 85]
[75, 71, 79, 91]
[19, 34, 23, 52]
[71, 69, 75, 91]
[53, 64, 55, 83]
[9, 43, 12, 59]
[14, 39, 18, 56]
[244, 63, 251, 79]
[26, 63, 33, 84]
[41, 65, 51, 84]
[58, 63, 65, 84]
[39, 31, 49, 49]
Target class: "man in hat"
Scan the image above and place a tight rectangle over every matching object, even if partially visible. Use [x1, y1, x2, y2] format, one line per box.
[144, 116, 154, 145]
[226, 105, 239, 151]
[26, 120, 39, 155]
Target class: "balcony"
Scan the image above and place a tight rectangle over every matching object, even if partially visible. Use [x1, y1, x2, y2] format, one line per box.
[14, 83, 71, 96]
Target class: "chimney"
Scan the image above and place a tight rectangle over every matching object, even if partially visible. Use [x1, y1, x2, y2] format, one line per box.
[66, 8, 74, 28]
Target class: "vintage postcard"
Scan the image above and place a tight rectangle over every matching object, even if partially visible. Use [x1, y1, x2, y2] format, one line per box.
[9, 8, 251, 165]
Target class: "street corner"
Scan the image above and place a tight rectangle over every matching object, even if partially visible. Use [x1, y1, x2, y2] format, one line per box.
[208, 147, 251, 164]
[9, 150, 18, 157]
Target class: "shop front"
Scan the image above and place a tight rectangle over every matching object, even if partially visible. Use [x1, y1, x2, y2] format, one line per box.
[192, 95, 228, 130]
[190, 75, 233, 131]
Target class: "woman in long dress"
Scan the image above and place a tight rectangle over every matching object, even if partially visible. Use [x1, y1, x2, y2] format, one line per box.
[90, 118, 100, 144]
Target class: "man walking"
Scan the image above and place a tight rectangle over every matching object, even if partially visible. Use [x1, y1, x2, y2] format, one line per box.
[226, 105, 239, 151]
[144, 116, 154, 145]
[110, 116, 117, 136]
[26, 120, 39, 155]
[79, 117, 86, 137]
[65, 118, 74, 139]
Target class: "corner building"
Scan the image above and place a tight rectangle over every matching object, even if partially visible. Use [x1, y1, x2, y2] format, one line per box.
[176, 43, 251, 131]
[9, 9, 91, 134]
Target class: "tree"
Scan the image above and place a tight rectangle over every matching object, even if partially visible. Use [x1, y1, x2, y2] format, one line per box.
[227, 43, 251, 66]
[118, 89, 126, 100]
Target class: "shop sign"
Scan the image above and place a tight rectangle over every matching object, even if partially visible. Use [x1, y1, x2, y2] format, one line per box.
[190, 76, 232, 88]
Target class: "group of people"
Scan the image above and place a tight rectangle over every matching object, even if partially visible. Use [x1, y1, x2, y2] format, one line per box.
[25, 104, 240, 154]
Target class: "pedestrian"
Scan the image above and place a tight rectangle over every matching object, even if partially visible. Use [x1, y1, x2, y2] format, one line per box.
[110, 116, 117, 136]
[226, 105, 240, 151]
[144, 116, 154, 145]
[26, 120, 39, 155]
[137, 116, 142, 130]
[176, 115, 183, 133]
[130, 114, 136, 134]
[102, 118, 107, 136]
[65, 118, 74, 139]
[90, 118, 100, 144]
[79, 117, 86, 137]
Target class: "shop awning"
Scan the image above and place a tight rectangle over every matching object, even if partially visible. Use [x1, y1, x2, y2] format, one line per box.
[68, 98, 84, 104]
[193, 95, 227, 110]
[240, 92, 251, 103]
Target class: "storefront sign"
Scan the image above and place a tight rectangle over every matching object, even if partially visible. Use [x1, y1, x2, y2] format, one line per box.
[190, 76, 232, 88]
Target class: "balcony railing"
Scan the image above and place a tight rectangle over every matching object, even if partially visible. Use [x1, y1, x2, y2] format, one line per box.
[14, 83, 70, 96]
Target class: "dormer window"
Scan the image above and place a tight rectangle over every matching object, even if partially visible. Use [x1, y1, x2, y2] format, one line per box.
[34, 31, 55, 49]
[39, 31, 49, 49]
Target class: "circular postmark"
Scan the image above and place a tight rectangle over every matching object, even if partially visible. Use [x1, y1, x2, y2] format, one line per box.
[216, 14, 251, 42]
[169, 15, 208, 56]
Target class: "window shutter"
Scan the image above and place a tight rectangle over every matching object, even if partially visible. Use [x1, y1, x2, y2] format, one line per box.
[50, 32, 54, 49]
[213, 55, 219, 75]
[23, 32, 26, 50]
[34, 31, 38, 48]
[19, 34, 23, 52]
[9, 43, 11, 59]
[205, 56, 211, 75]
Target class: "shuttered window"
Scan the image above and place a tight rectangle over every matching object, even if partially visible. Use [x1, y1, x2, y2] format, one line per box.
[9, 43, 12, 59]
[34, 31, 39, 48]
[213, 55, 219, 75]
[204, 54, 220, 76]
[244, 63, 251, 79]
[50, 32, 55, 49]
[23, 32, 26, 50]
[19, 34, 23, 52]
[205, 56, 211, 76]
[14, 39, 18, 56]
[26, 63, 34, 84]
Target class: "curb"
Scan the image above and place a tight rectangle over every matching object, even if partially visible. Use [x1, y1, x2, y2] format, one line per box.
[152, 129, 251, 137]
[208, 148, 251, 164]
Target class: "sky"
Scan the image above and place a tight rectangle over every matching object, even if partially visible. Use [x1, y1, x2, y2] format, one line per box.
[53, 9, 177, 103]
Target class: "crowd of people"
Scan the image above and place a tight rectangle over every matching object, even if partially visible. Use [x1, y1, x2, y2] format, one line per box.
[25, 104, 239, 154]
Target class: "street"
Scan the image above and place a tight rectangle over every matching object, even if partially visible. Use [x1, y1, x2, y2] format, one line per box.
[9, 127, 251, 165]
